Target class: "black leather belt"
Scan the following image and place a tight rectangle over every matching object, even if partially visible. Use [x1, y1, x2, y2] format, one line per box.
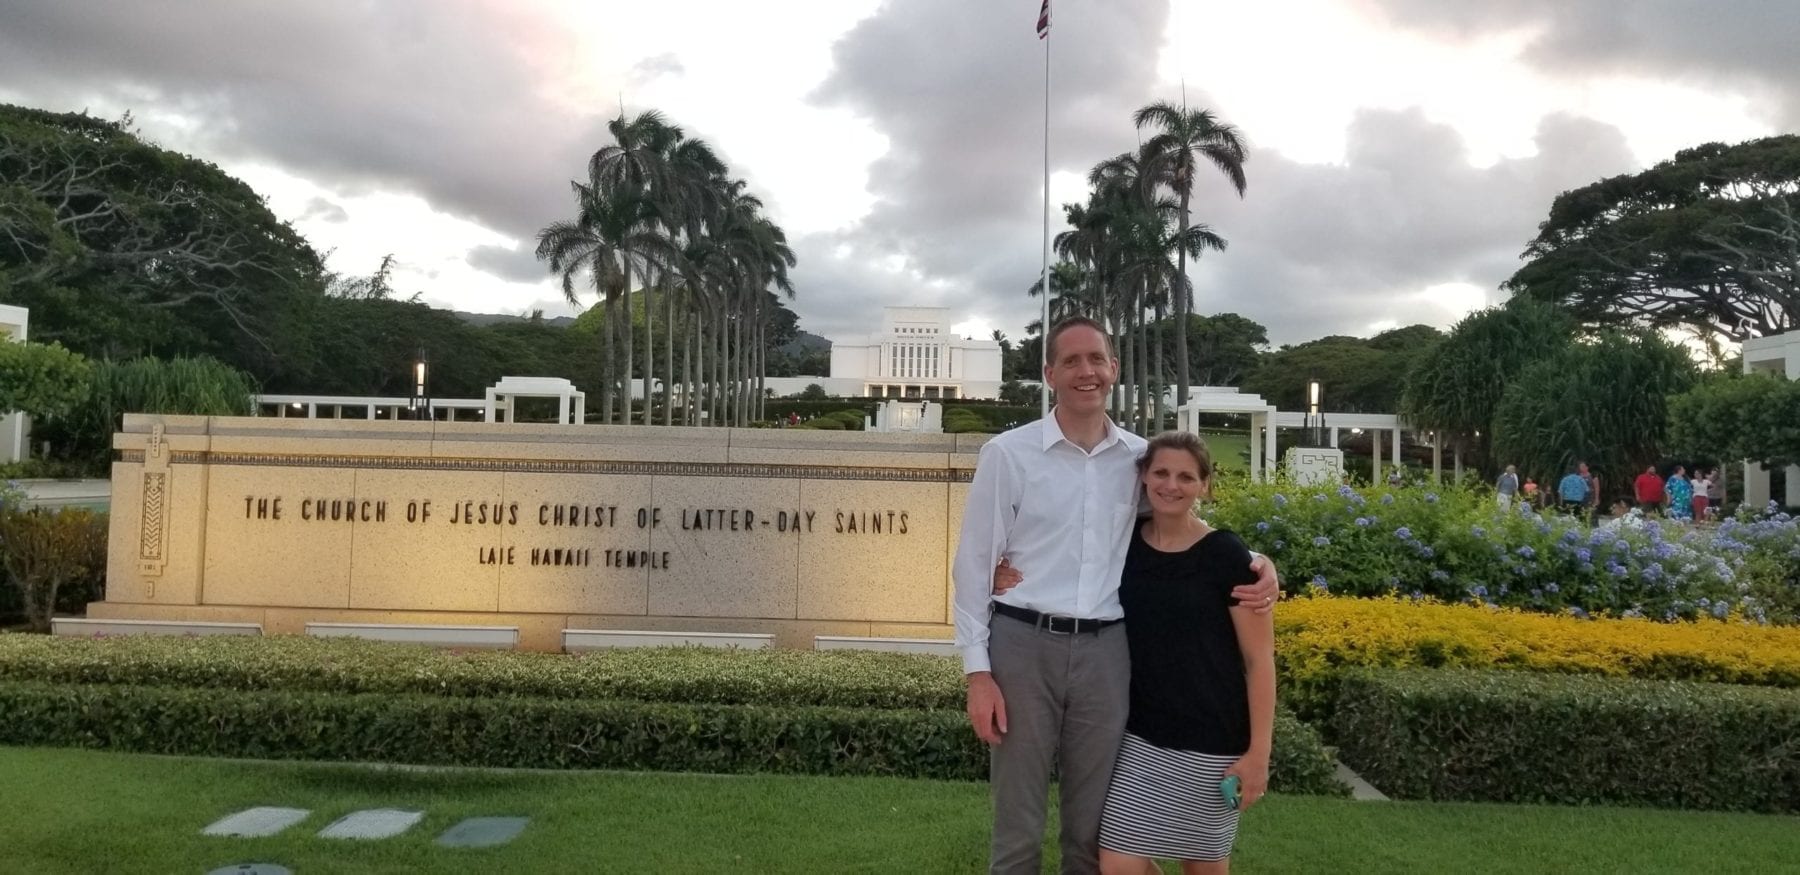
[992, 602, 1121, 635]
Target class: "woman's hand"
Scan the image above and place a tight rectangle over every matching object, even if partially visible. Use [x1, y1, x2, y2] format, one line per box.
[1224, 750, 1270, 811]
[992, 557, 1023, 595]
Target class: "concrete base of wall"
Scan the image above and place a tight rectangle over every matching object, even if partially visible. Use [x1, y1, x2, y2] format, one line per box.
[85, 601, 954, 652]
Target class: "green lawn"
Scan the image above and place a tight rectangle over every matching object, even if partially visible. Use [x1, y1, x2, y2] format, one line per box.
[2, 747, 1795, 874]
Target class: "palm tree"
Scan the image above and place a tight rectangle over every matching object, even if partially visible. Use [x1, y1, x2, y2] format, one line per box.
[1134, 100, 1247, 411]
[534, 174, 667, 424]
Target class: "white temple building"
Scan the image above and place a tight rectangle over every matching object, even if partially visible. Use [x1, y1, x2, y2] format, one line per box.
[1, 304, 29, 463]
[1742, 329, 1800, 508]
[765, 306, 1004, 400]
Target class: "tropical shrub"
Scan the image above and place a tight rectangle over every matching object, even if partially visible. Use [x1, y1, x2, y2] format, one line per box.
[1331, 668, 1800, 812]
[0, 507, 108, 632]
[1208, 478, 1800, 624]
[35, 355, 257, 473]
[0, 340, 92, 421]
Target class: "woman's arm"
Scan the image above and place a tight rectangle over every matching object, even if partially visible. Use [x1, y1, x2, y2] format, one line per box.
[1225, 591, 1276, 810]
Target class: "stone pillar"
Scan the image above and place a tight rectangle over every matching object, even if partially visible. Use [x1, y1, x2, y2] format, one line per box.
[1432, 434, 1442, 484]
[1329, 427, 1339, 448]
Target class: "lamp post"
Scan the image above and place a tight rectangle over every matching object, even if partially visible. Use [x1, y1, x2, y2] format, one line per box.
[1305, 378, 1324, 447]
[408, 350, 431, 421]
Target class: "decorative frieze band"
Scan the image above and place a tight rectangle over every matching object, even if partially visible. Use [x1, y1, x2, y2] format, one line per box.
[118, 449, 975, 483]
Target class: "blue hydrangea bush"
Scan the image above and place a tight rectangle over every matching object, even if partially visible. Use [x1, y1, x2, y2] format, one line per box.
[1208, 479, 1800, 625]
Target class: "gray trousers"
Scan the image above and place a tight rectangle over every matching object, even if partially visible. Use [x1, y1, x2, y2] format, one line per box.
[987, 613, 1131, 875]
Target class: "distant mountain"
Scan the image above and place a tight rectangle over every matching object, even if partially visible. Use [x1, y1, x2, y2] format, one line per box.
[781, 330, 830, 355]
[451, 312, 831, 356]
[453, 310, 578, 328]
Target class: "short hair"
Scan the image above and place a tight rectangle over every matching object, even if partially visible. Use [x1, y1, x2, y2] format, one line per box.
[1137, 430, 1214, 480]
[1045, 316, 1116, 363]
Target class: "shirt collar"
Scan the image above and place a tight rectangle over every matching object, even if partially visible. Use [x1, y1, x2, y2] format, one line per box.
[1041, 409, 1125, 454]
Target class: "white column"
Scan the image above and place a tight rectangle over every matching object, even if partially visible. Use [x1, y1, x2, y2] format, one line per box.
[1432, 434, 1442, 484]
[575, 393, 587, 423]
[1329, 426, 1339, 448]
[1249, 414, 1263, 482]
[484, 390, 497, 422]
[1745, 462, 1770, 508]
[1787, 465, 1800, 507]
[1392, 428, 1402, 470]
[558, 393, 571, 424]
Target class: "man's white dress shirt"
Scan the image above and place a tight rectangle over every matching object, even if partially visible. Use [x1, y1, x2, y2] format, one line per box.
[952, 414, 1148, 674]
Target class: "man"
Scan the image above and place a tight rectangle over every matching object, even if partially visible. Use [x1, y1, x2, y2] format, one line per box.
[1633, 465, 1665, 514]
[952, 317, 1279, 874]
[1558, 462, 1590, 518]
[1495, 465, 1519, 510]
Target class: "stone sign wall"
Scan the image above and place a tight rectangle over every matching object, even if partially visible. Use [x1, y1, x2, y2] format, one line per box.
[96, 415, 985, 649]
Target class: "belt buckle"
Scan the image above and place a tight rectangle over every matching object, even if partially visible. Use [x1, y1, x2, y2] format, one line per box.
[1038, 613, 1073, 634]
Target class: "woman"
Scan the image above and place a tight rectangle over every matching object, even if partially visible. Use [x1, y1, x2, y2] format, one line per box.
[996, 432, 1276, 873]
[1690, 469, 1711, 522]
[1666, 465, 1693, 521]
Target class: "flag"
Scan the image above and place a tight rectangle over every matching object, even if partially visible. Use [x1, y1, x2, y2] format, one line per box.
[1036, 0, 1051, 39]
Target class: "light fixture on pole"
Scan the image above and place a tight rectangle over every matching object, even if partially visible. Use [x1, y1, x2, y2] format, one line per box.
[408, 350, 431, 420]
[1305, 378, 1325, 446]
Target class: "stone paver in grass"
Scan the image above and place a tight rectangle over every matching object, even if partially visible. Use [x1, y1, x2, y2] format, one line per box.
[205, 865, 292, 875]
[436, 816, 530, 848]
[201, 807, 311, 838]
[316, 808, 424, 840]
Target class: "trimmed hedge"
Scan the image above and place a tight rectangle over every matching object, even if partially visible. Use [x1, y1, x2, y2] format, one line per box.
[1277, 596, 1800, 720]
[1331, 669, 1800, 812]
[0, 681, 984, 779]
[0, 636, 1348, 794]
[0, 635, 968, 708]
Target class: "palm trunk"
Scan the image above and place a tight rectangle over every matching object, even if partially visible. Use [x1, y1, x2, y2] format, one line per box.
[642, 269, 655, 426]
[1135, 287, 1150, 434]
[664, 278, 677, 426]
[1173, 191, 1192, 411]
[682, 301, 697, 427]
[620, 253, 635, 425]
[600, 293, 616, 423]
[713, 308, 728, 426]
[1151, 284, 1167, 431]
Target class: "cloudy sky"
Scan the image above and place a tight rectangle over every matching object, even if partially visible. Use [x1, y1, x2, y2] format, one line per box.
[2, 1, 1794, 346]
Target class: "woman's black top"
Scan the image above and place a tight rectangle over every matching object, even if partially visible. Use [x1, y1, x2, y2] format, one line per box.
[1120, 523, 1255, 755]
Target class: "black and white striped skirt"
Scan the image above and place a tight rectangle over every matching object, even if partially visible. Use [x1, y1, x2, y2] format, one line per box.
[1097, 732, 1241, 862]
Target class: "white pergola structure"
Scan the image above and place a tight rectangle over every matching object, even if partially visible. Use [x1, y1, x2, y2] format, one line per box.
[0, 304, 28, 463]
[485, 376, 586, 425]
[1743, 330, 1800, 508]
[1176, 389, 1413, 483]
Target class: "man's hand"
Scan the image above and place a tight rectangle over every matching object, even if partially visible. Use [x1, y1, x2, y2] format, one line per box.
[992, 557, 1023, 594]
[966, 671, 1008, 745]
[1232, 553, 1281, 614]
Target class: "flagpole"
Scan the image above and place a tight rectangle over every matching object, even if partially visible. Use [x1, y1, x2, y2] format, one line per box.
[1038, 14, 1052, 419]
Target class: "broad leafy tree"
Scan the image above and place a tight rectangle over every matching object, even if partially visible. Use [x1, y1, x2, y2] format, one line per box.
[1490, 331, 1698, 491]
[1401, 299, 1576, 467]
[1668, 373, 1800, 470]
[1504, 135, 1800, 342]
[0, 104, 326, 380]
[1242, 325, 1439, 414]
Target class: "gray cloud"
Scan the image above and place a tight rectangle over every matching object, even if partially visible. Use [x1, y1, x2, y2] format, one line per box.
[1186, 109, 1637, 344]
[629, 52, 685, 86]
[299, 196, 349, 224]
[806, 0, 1174, 338]
[0, 0, 608, 241]
[466, 243, 549, 285]
[1362, 0, 1800, 129]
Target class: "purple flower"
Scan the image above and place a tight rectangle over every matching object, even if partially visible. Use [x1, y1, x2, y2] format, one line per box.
[1256, 521, 1271, 532]
[1354, 517, 1372, 527]
[1516, 546, 1536, 559]
[1273, 494, 1288, 508]
[1311, 574, 1330, 592]
[1394, 527, 1413, 540]
[1424, 493, 1439, 504]
[1312, 536, 1332, 547]
[1575, 548, 1592, 563]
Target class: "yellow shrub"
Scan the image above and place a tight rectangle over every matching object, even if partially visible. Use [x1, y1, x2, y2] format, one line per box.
[1274, 596, 1800, 718]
